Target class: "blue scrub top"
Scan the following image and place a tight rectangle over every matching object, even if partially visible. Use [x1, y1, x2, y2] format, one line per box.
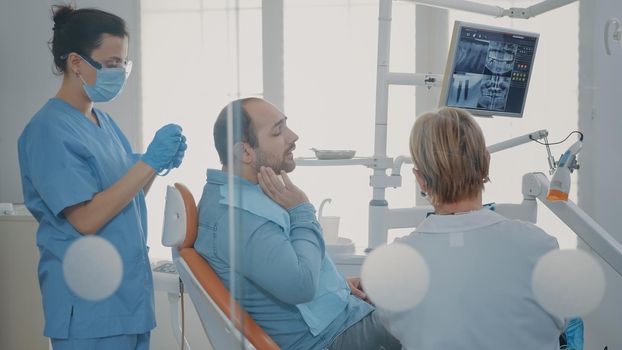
[17, 98, 156, 339]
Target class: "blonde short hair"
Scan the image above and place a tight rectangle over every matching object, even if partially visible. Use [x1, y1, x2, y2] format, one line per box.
[409, 107, 489, 206]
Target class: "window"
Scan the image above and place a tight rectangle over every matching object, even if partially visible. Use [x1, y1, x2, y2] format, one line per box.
[142, 0, 578, 260]
[141, 0, 262, 259]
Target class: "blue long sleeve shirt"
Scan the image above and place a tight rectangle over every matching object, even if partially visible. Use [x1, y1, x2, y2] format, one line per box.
[195, 169, 372, 350]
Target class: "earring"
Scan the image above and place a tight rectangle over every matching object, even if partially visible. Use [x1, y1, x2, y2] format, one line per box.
[420, 191, 427, 197]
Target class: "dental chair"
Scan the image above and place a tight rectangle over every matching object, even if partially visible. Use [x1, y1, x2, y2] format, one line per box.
[162, 182, 280, 350]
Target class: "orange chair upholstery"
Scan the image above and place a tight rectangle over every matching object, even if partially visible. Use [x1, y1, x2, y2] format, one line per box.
[170, 183, 280, 350]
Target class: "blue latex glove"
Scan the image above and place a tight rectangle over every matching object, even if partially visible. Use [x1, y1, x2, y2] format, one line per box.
[170, 136, 187, 169]
[141, 124, 183, 172]
[565, 318, 584, 350]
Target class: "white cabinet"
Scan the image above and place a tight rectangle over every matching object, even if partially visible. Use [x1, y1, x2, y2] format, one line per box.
[0, 214, 48, 350]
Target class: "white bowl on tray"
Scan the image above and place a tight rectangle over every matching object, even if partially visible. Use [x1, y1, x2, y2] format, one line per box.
[311, 148, 356, 160]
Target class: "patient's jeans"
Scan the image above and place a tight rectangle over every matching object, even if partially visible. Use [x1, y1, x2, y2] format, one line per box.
[328, 311, 401, 350]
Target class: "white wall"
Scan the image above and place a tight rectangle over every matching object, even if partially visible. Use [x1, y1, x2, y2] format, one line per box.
[578, 0, 622, 348]
[0, 0, 142, 204]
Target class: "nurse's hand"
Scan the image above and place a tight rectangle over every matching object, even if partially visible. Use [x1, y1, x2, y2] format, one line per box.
[169, 135, 187, 169]
[258, 166, 309, 209]
[141, 124, 183, 172]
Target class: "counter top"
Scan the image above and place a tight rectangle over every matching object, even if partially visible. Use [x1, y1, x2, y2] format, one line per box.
[0, 204, 35, 222]
[0, 213, 35, 222]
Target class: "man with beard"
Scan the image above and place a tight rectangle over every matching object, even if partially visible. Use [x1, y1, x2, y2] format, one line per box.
[195, 98, 401, 350]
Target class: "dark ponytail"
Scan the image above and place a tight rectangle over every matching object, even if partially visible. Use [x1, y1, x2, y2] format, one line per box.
[49, 4, 128, 74]
[52, 5, 73, 30]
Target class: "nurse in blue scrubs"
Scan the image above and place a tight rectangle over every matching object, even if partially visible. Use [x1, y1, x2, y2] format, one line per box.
[17, 5, 186, 350]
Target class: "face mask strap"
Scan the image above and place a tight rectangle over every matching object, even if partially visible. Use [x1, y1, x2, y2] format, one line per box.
[77, 73, 89, 87]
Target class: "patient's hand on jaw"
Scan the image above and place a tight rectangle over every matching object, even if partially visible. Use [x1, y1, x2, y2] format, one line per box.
[258, 166, 309, 209]
[347, 277, 371, 304]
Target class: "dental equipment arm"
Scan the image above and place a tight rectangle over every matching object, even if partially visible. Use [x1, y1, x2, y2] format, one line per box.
[487, 129, 549, 154]
[547, 140, 582, 201]
[405, 0, 504, 17]
[391, 130, 550, 177]
[404, 0, 577, 19]
[521, 173, 622, 277]
[387, 73, 443, 87]
[513, 0, 578, 19]
[391, 156, 413, 176]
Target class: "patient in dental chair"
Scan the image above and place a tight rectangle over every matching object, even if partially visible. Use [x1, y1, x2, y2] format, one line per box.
[195, 97, 401, 350]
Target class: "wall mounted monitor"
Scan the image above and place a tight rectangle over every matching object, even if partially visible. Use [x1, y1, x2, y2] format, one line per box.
[439, 21, 539, 118]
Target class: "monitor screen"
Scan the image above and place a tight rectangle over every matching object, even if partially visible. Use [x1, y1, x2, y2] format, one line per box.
[439, 21, 539, 118]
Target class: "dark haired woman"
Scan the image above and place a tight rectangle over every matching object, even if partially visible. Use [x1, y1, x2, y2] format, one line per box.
[17, 5, 186, 349]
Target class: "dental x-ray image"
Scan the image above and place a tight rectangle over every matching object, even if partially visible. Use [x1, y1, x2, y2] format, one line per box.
[441, 22, 539, 117]
[454, 38, 489, 74]
[447, 73, 483, 108]
[484, 41, 518, 76]
[477, 75, 511, 111]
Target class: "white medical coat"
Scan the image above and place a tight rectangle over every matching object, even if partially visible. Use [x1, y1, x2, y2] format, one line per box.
[378, 208, 564, 350]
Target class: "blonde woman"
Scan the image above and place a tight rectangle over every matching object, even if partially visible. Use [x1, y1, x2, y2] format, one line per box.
[379, 107, 564, 349]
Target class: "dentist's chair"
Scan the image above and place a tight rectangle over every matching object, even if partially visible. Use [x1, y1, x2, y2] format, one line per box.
[162, 182, 280, 350]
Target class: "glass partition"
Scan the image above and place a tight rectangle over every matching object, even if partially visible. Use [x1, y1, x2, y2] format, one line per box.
[141, 1, 581, 349]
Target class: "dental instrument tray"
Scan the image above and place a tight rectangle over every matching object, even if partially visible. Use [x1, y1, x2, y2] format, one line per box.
[311, 148, 356, 160]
